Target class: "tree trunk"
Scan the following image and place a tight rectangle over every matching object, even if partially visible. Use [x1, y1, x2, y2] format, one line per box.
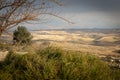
[0, 30, 3, 36]
[0, 28, 5, 36]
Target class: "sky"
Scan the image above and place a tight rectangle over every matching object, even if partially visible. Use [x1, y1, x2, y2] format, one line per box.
[25, 0, 120, 30]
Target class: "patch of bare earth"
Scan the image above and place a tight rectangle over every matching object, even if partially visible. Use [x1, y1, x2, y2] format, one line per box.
[0, 51, 8, 61]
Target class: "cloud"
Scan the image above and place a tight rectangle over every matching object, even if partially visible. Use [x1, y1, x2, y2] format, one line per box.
[65, 0, 120, 12]
[59, 11, 119, 28]
[22, 0, 120, 29]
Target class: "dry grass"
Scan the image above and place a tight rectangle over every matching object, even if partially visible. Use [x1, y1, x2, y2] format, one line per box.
[0, 30, 120, 58]
[0, 51, 8, 61]
[31, 30, 120, 57]
[32, 31, 94, 42]
[0, 30, 120, 80]
[98, 35, 119, 42]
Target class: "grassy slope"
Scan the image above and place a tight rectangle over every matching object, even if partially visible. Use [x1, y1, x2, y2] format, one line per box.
[0, 47, 119, 80]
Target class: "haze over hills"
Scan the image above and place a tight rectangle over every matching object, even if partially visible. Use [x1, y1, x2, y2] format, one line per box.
[2, 29, 120, 57]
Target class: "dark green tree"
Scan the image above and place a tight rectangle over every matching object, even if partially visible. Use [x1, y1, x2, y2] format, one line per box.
[13, 26, 32, 45]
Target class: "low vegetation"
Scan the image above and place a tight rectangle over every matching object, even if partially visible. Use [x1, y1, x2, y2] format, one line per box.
[13, 26, 32, 45]
[0, 47, 119, 80]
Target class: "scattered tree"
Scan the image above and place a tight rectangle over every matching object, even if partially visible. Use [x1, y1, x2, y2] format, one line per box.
[13, 26, 32, 45]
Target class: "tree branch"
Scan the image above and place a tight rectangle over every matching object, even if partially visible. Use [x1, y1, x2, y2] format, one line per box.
[39, 12, 74, 24]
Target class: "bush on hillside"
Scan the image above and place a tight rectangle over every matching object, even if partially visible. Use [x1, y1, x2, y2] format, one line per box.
[0, 47, 116, 80]
[39, 47, 63, 60]
[13, 26, 32, 45]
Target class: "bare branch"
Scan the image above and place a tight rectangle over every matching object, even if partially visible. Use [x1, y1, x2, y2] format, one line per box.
[39, 12, 74, 24]
[0, 0, 72, 35]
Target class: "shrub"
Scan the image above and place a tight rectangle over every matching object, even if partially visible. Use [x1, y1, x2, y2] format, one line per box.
[39, 46, 63, 60]
[13, 26, 32, 45]
[0, 47, 118, 80]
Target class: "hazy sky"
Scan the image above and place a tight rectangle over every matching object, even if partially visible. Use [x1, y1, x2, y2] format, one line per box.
[25, 0, 120, 30]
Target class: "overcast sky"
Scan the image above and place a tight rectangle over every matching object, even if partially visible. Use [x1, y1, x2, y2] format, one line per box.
[25, 0, 120, 30]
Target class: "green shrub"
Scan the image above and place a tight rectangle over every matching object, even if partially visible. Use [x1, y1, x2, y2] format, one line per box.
[39, 46, 63, 60]
[0, 47, 118, 80]
[13, 26, 32, 45]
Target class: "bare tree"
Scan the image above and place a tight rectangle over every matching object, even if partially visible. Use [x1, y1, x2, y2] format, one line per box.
[0, 0, 72, 35]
